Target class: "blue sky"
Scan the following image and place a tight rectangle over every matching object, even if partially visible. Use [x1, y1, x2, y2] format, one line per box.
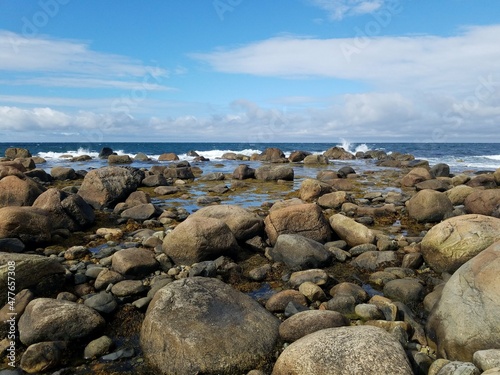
[0, 0, 499, 143]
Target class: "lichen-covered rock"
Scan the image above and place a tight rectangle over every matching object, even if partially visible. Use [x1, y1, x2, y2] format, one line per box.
[329, 214, 375, 247]
[272, 326, 413, 375]
[141, 277, 280, 375]
[427, 241, 500, 362]
[421, 214, 500, 273]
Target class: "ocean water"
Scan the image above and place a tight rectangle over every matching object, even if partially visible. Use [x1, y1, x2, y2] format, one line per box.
[1, 140, 499, 173]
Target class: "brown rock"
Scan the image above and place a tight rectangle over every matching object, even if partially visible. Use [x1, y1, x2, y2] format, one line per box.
[401, 167, 432, 187]
[465, 189, 500, 217]
[329, 214, 375, 247]
[158, 152, 179, 161]
[0, 175, 45, 207]
[323, 147, 355, 160]
[162, 216, 238, 264]
[265, 290, 308, 312]
[299, 179, 333, 202]
[406, 189, 453, 223]
[0, 206, 52, 243]
[112, 248, 159, 278]
[264, 203, 332, 245]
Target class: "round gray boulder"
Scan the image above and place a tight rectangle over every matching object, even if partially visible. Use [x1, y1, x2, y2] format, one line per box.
[141, 277, 280, 375]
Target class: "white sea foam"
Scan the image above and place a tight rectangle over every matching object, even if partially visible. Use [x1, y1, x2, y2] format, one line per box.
[337, 138, 369, 154]
[175, 149, 262, 161]
[38, 148, 100, 159]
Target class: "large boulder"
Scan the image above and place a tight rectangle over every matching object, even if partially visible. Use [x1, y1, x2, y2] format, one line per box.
[401, 167, 432, 187]
[421, 214, 500, 273]
[50, 166, 77, 181]
[0, 206, 52, 243]
[0, 253, 65, 306]
[255, 165, 294, 181]
[329, 214, 375, 247]
[77, 167, 144, 209]
[465, 189, 500, 217]
[303, 154, 329, 165]
[5, 147, 32, 159]
[141, 277, 280, 375]
[299, 179, 333, 202]
[32, 188, 94, 231]
[264, 203, 332, 245]
[426, 241, 500, 361]
[272, 325, 413, 375]
[259, 147, 286, 162]
[406, 189, 453, 223]
[190, 205, 264, 241]
[18, 298, 105, 345]
[445, 185, 475, 205]
[162, 216, 238, 265]
[232, 164, 255, 180]
[323, 147, 355, 160]
[270, 234, 332, 270]
[0, 175, 45, 207]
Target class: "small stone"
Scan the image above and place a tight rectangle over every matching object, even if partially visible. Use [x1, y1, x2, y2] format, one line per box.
[84, 292, 118, 314]
[20, 341, 65, 374]
[298, 281, 327, 302]
[288, 269, 329, 288]
[473, 349, 500, 372]
[101, 347, 135, 361]
[132, 296, 152, 310]
[355, 303, 383, 320]
[84, 335, 113, 359]
[111, 280, 146, 297]
[265, 290, 308, 312]
[64, 246, 89, 260]
[248, 264, 272, 281]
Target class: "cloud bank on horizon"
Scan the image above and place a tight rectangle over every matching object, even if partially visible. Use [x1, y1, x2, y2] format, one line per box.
[0, 0, 499, 143]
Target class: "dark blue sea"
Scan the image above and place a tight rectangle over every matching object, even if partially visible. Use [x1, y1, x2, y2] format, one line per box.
[1, 141, 499, 172]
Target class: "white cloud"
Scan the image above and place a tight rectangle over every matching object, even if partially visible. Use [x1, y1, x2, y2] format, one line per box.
[0, 31, 170, 90]
[308, 0, 385, 20]
[192, 24, 500, 95]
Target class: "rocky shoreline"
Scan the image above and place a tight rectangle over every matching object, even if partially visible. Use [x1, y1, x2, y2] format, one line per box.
[1, 145, 500, 375]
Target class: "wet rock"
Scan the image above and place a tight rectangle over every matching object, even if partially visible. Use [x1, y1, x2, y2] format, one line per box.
[464, 189, 500, 217]
[431, 163, 451, 178]
[406, 189, 454, 223]
[141, 277, 280, 375]
[272, 326, 413, 375]
[265, 203, 332, 245]
[255, 165, 294, 181]
[33, 188, 95, 231]
[84, 291, 118, 314]
[18, 298, 105, 345]
[111, 248, 159, 278]
[20, 341, 66, 374]
[98, 147, 114, 159]
[162, 216, 238, 265]
[329, 213, 375, 247]
[84, 335, 113, 359]
[299, 179, 334, 202]
[190, 204, 264, 241]
[0, 238, 25, 253]
[265, 290, 308, 312]
[78, 167, 144, 209]
[270, 234, 332, 270]
[134, 152, 150, 162]
[421, 214, 500, 273]
[279, 310, 349, 342]
[0, 175, 45, 207]
[232, 164, 255, 180]
[50, 166, 77, 181]
[427, 241, 500, 361]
